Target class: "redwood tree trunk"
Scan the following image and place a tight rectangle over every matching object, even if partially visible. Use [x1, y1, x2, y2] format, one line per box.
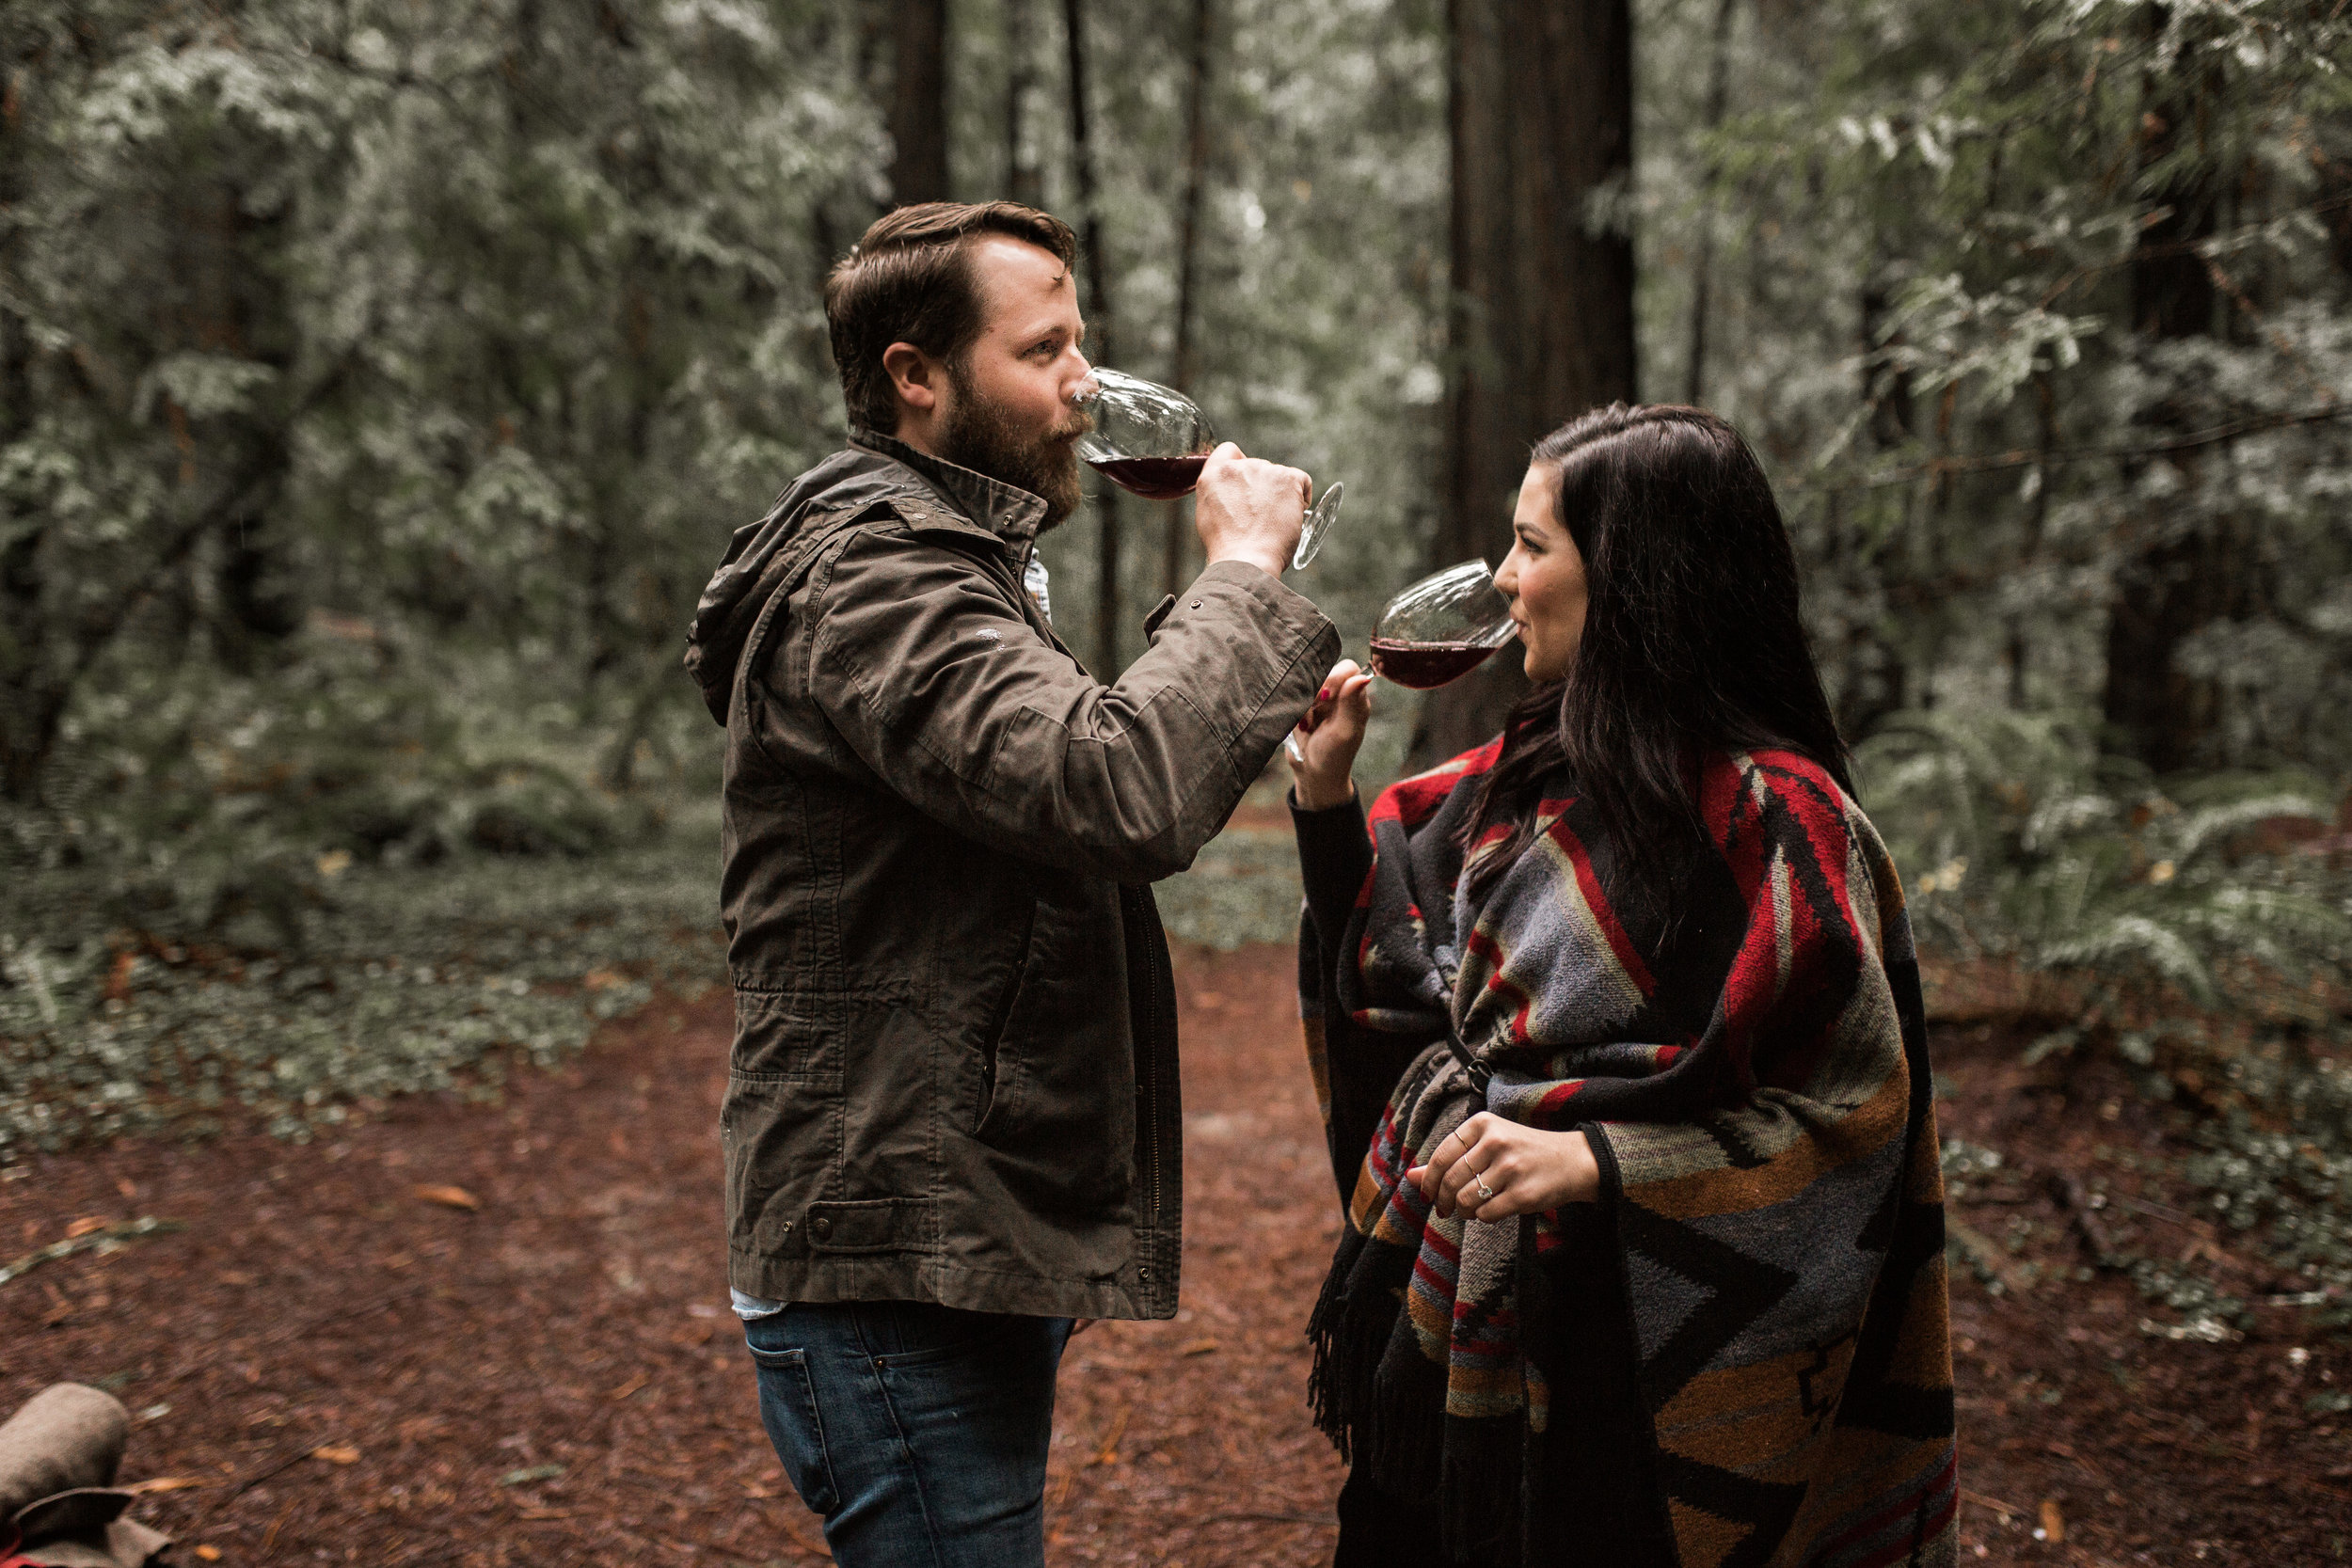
[1062, 0, 1122, 676]
[2099, 56, 2258, 773]
[1411, 0, 1637, 768]
[1161, 0, 1215, 602]
[0, 39, 43, 801]
[888, 0, 948, 205]
[1683, 0, 1739, 405]
[1002, 0, 1043, 207]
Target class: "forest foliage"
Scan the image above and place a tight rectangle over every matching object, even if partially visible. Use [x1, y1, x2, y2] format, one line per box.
[4, 0, 2352, 1248]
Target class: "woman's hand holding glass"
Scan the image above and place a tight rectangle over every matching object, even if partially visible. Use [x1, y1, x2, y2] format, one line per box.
[1287, 658, 1374, 809]
[1408, 1112, 1600, 1223]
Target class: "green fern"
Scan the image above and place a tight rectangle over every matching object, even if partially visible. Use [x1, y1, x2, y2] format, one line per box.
[1854, 707, 2351, 1013]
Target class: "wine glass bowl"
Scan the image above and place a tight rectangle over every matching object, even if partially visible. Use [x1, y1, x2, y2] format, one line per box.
[1367, 560, 1518, 689]
[1071, 367, 1343, 569]
[1073, 369, 1215, 499]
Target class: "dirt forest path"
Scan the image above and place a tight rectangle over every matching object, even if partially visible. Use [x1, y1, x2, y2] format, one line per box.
[0, 944, 1345, 1566]
[7, 942, 2351, 1566]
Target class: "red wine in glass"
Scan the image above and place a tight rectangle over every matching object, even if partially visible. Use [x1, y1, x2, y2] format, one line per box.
[1086, 453, 1208, 501]
[1366, 638, 1501, 690]
[1073, 368, 1343, 567]
[1285, 560, 1518, 764]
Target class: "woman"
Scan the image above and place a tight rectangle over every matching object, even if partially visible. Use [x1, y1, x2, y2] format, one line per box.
[1286, 405, 1956, 1568]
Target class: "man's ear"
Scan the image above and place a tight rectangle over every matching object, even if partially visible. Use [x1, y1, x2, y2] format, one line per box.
[882, 341, 941, 415]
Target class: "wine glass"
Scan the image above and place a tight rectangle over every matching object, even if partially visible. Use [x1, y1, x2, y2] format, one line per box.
[1072, 368, 1344, 569]
[1284, 559, 1517, 763]
[1366, 560, 1518, 689]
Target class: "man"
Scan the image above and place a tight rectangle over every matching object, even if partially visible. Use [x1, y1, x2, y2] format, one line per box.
[682, 200, 1339, 1566]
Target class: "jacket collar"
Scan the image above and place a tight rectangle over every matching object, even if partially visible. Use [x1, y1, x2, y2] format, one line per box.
[849, 428, 1048, 555]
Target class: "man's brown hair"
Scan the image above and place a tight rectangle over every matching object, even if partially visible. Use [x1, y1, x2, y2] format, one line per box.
[825, 201, 1080, 435]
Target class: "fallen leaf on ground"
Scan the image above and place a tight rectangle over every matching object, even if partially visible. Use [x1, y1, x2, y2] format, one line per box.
[610, 1371, 652, 1401]
[499, 1464, 566, 1487]
[1089, 1406, 1131, 1467]
[1178, 1338, 1219, 1357]
[778, 1515, 829, 1559]
[2038, 1498, 2066, 1544]
[413, 1184, 480, 1211]
[121, 1477, 208, 1494]
[310, 1445, 361, 1465]
[104, 952, 135, 1004]
[64, 1216, 109, 1239]
[194, 1548, 222, 1562]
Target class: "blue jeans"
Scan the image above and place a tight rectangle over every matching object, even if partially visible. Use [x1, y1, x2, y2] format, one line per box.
[744, 1301, 1074, 1568]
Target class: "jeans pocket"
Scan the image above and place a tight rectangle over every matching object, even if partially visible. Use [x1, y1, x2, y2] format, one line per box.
[747, 1343, 840, 1516]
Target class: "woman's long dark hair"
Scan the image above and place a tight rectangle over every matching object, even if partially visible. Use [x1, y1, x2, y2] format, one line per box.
[1461, 404, 1850, 904]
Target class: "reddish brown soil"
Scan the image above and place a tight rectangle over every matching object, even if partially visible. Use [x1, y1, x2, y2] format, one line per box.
[1929, 1021, 2352, 1566]
[3, 946, 2346, 1566]
[0, 947, 1343, 1566]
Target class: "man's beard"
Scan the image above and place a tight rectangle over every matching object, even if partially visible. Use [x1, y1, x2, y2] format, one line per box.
[935, 367, 1089, 531]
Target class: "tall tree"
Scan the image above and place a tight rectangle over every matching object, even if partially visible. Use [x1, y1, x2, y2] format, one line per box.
[1, 25, 44, 800]
[1063, 0, 1122, 676]
[889, 0, 948, 204]
[1002, 0, 1043, 207]
[1682, 0, 1740, 406]
[1412, 0, 1637, 766]
[1160, 0, 1216, 602]
[2099, 42, 2250, 773]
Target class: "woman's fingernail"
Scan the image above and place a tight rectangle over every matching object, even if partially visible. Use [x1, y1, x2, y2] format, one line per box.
[1317, 688, 1332, 702]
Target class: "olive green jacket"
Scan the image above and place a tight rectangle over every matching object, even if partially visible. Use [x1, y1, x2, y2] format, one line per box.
[685, 433, 1339, 1319]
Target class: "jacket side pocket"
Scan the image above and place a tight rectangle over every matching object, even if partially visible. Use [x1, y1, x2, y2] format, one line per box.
[973, 898, 1040, 1134]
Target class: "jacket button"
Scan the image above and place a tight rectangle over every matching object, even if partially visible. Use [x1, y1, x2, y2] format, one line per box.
[1189, 600, 1202, 610]
[1138, 1266, 1152, 1282]
[810, 1215, 833, 1242]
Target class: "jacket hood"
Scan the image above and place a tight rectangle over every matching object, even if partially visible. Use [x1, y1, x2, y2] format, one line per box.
[683, 436, 1048, 724]
[682, 449, 882, 724]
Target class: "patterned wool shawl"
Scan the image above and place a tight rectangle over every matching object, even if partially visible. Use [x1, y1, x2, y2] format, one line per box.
[1301, 743, 1957, 1568]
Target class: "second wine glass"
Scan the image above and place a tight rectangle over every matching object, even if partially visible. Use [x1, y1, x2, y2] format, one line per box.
[1284, 559, 1516, 764]
[1073, 368, 1344, 569]
[1367, 560, 1518, 689]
